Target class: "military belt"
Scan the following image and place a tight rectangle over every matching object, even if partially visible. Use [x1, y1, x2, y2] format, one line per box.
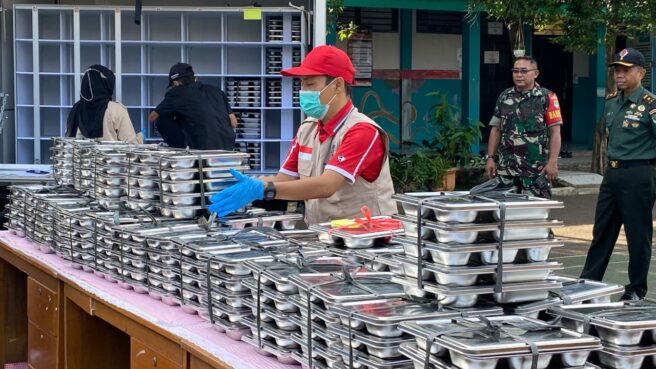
[608, 159, 653, 169]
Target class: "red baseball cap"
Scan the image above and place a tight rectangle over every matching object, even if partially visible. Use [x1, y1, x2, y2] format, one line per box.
[281, 45, 355, 84]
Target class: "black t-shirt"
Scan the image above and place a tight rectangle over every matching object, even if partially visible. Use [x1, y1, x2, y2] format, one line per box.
[154, 81, 236, 150]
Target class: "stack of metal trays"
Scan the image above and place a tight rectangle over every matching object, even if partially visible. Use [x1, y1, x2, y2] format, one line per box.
[266, 79, 283, 108]
[240, 257, 355, 359]
[92, 145, 133, 210]
[176, 234, 255, 316]
[266, 48, 283, 75]
[29, 193, 92, 254]
[176, 228, 309, 328]
[399, 315, 602, 369]
[82, 211, 160, 279]
[226, 79, 261, 108]
[110, 221, 208, 295]
[51, 137, 90, 185]
[322, 300, 468, 369]
[281, 272, 408, 368]
[310, 216, 404, 249]
[234, 141, 261, 169]
[548, 300, 656, 369]
[505, 276, 624, 319]
[266, 17, 284, 42]
[388, 192, 565, 307]
[72, 141, 95, 192]
[52, 202, 104, 266]
[123, 147, 179, 211]
[234, 110, 262, 144]
[153, 150, 248, 219]
[5, 185, 60, 238]
[292, 18, 301, 42]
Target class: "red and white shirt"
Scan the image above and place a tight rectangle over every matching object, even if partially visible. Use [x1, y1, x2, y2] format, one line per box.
[280, 101, 385, 183]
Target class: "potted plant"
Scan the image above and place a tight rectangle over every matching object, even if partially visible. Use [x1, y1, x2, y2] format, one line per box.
[390, 150, 451, 193]
[406, 92, 484, 190]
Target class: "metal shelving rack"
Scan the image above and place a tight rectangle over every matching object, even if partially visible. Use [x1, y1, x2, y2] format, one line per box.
[14, 5, 306, 172]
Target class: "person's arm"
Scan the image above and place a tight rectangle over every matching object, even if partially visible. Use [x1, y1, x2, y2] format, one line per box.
[271, 170, 346, 200]
[541, 92, 564, 181]
[485, 126, 501, 179]
[229, 113, 238, 129]
[541, 125, 561, 181]
[150, 89, 179, 122]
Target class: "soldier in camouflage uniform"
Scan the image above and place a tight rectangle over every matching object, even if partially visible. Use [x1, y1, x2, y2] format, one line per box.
[485, 56, 563, 198]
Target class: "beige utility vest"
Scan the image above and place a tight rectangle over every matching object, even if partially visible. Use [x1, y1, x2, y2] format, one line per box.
[296, 107, 397, 224]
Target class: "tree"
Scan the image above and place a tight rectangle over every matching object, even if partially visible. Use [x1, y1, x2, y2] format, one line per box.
[468, 0, 656, 173]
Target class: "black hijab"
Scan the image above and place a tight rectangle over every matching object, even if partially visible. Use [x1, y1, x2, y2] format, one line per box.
[66, 64, 116, 138]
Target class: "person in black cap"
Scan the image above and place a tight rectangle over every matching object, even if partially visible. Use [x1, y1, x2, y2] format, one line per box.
[66, 64, 143, 143]
[580, 48, 656, 301]
[149, 62, 236, 150]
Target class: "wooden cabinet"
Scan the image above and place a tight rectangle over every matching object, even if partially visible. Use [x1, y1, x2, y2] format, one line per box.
[189, 356, 216, 369]
[131, 338, 180, 369]
[27, 321, 56, 369]
[27, 277, 59, 336]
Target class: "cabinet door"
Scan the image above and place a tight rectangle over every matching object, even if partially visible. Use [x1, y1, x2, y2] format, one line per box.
[28, 321, 56, 369]
[27, 277, 59, 336]
[130, 338, 180, 369]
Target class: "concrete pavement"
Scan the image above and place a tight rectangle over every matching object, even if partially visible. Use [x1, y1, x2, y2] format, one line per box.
[551, 194, 656, 299]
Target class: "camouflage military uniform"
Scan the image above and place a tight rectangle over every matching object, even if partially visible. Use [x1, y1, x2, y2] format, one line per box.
[489, 83, 563, 198]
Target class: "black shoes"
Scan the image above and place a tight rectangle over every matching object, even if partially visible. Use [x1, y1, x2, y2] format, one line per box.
[620, 290, 642, 301]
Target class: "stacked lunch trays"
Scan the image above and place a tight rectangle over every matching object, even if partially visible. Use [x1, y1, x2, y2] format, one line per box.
[505, 276, 624, 319]
[240, 257, 354, 359]
[548, 300, 656, 369]
[390, 192, 565, 308]
[4, 185, 60, 239]
[323, 300, 468, 369]
[150, 150, 248, 219]
[399, 315, 602, 369]
[176, 234, 253, 317]
[123, 147, 179, 212]
[283, 272, 408, 368]
[177, 228, 305, 332]
[266, 79, 283, 108]
[30, 194, 93, 254]
[266, 48, 301, 75]
[265, 17, 301, 42]
[92, 145, 134, 210]
[51, 137, 90, 186]
[234, 141, 261, 170]
[234, 110, 261, 143]
[226, 79, 261, 108]
[111, 221, 208, 298]
[52, 203, 102, 266]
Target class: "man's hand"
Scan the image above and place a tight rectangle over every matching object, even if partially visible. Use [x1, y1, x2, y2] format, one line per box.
[208, 169, 265, 217]
[148, 111, 160, 123]
[485, 158, 496, 179]
[540, 161, 559, 182]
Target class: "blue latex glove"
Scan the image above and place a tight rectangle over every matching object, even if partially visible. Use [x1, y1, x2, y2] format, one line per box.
[140, 128, 147, 138]
[208, 169, 265, 217]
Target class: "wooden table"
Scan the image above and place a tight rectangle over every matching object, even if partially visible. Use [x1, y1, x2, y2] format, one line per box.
[0, 232, 300, 369]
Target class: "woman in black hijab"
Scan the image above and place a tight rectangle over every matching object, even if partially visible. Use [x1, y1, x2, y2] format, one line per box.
[66, 64, 142, 143]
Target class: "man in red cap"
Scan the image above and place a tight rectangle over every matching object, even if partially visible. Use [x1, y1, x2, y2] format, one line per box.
[209, 45, 396, 224]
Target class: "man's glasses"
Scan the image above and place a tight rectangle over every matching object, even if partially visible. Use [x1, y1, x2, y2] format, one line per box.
[512, 68, 537, 75]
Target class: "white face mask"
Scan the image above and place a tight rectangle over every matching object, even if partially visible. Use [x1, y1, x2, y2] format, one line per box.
[80, 68, 108, 102]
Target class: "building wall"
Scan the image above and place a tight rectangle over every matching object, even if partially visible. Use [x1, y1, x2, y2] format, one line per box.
[333, 10, 463, 152]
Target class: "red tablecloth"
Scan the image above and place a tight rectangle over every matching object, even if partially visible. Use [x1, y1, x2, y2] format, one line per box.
[0, 231, 300, 369]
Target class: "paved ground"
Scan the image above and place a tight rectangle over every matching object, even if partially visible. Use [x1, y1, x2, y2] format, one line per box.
[551, 194, 656, 299]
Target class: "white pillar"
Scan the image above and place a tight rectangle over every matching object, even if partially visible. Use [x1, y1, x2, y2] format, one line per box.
[313, 0, 326, 46]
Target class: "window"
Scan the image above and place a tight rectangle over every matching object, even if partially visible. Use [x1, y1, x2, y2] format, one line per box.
[416, 10, 463, 34]
[338, 7, 398, 33]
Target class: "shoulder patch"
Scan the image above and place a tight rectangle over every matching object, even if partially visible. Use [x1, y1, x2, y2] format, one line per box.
[605, 91, 618, 100]
[642, 93, 656, 106]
